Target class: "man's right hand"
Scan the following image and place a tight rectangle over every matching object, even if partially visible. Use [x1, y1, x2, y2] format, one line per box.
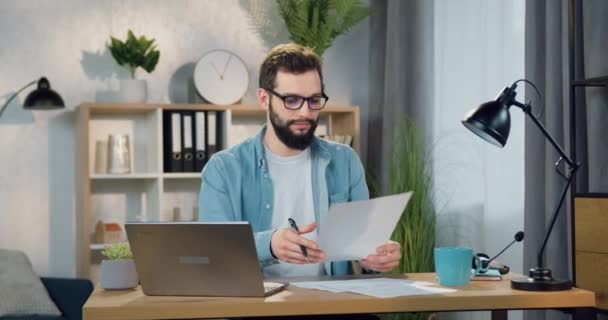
[270, 222, 326, 264]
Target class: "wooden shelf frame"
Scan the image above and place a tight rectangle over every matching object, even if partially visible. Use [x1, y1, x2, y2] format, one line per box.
[75, 102, 360, 279]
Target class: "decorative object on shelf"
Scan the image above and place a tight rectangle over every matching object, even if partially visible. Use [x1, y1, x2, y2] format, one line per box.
[193, 49, 249, 105]
[320, 134, 353, 146]
[0, 77, 64, 118]
[108, 30, 160, 102]
[107, 134, 131, 174]
[100, 242, 138, 290]
[94, 221, 125, 244]
[172, 207, 181, 222]
[135, 212, 147, 222]
[277, 0, 371, 56]
[94, 140, 108, 174]
[462, 79, 580, 291]
[192, 206, 199, 222]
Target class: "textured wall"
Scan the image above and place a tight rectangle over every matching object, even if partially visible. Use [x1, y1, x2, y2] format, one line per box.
[0, 0, 370, 277]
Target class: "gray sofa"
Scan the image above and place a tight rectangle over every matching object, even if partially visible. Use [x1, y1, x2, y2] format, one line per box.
[0, 277, 93, 320]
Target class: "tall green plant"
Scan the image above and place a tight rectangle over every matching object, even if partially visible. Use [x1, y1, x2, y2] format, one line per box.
[387, 118, 436, 320]
[277, 0, 370, 56]
[108, 30, 160, 79]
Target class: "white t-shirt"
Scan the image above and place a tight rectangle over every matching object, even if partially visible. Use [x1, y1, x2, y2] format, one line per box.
[262, 145, 325, 278]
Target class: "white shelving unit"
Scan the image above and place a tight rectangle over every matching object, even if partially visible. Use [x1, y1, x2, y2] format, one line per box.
[75, 102, 360, 280]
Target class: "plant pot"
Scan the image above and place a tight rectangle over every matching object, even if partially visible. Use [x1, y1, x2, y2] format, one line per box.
[100, 259, 138, 290]
[118, 79, 148, 102]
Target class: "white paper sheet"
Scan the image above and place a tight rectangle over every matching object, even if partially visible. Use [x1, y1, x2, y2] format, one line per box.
[290, 278, 456, 298]
[318, 192, 413, 261]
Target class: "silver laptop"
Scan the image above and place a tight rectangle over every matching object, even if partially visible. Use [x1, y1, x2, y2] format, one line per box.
[125, 222, 286, 297]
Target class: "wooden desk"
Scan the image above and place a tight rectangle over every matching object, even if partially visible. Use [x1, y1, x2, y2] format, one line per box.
[83, 273, 596, 320]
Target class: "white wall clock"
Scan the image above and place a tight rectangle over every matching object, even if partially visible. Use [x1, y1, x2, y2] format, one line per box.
[193, 49, 249, 105]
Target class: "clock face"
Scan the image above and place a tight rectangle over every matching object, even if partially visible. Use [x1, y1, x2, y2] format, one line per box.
[193, 49, 249, 105]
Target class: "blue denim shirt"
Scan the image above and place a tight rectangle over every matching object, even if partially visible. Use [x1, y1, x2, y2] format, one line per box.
[198, 125, 369, 275]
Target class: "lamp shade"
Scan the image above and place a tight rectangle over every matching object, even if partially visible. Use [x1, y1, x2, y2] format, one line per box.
[462, 99, 511, 147]
[23, 77, 64, 110]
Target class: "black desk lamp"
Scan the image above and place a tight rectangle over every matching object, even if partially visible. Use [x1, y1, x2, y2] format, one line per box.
[462, 79, 579, 291]
[0, 77, 65, 118]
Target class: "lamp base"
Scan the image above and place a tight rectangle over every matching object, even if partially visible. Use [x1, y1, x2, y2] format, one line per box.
[511, 268, 572, 291]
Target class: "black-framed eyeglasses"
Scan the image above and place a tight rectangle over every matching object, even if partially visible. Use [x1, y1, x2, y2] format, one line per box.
[265, 88, 329, 110]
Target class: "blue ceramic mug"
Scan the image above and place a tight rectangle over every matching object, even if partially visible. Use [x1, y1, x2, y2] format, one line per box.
[434, 247, 482, 286]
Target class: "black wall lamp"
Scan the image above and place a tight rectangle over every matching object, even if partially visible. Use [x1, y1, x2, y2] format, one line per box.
[462, 79, 580, 291]
[0, 77, 65, 118]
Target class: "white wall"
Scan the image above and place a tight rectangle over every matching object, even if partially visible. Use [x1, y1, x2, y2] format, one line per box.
[433, 0, 525, 319]
[0, 0, 370, 277]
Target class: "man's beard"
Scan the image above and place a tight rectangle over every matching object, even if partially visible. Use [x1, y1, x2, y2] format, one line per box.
[268, 100, 318, 150]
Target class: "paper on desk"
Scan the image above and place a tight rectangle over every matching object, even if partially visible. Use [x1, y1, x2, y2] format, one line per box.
[290, 278, 456, 298]
[318, 192, 413, 261]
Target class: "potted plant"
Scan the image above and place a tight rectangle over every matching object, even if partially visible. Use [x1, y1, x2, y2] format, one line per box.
[277, 0, 370, 56]
[387, 118, 437, 320]
[108, 29, 160, 102]
[100, 242, 138, 290]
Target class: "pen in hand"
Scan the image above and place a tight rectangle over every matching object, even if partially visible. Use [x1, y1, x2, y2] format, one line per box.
[288, 218, 309, 262]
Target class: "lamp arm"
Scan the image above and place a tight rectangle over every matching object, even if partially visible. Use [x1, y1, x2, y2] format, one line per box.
[536, 166, 577, 268]
[0, 80, 37, 118]
[513, 101, 577, 167]
[512, 100, 581, 268]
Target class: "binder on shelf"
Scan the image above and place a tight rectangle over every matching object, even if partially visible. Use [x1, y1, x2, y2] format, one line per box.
[163, 111, 183, 172]
[207, 110, 219, 157]
[216, 111, 223, 151]
[194, 111, 207, 172]
[182, 111, 195, 172]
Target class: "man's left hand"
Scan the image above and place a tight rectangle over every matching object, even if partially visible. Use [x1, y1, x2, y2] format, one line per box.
[360, 241, 401, 273]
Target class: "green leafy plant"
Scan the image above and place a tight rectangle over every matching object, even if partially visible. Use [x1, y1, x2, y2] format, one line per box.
[277, 0, 371, 56]
[108, 30, 160, 79]
[366, 169, 380, 199]
[387, 118, 436, 320]
[101, 242, 133, 260]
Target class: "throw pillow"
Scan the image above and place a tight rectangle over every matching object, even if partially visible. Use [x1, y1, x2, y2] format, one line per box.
[0, 249, 62, 317]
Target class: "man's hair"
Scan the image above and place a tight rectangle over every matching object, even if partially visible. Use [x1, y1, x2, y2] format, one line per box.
[259, 43, 324, 91]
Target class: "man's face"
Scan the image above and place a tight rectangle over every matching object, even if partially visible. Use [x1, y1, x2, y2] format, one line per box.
[265, 69, 322, 150]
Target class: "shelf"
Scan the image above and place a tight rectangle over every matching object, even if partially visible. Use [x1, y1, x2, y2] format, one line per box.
[573, 75, 608, 87]
[80, 102, 359, 114]
[91, 173, 158, 180]
[90, 243, 112, 250]
[76, 102, 360, 279]
[163, 173, 202, 179]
